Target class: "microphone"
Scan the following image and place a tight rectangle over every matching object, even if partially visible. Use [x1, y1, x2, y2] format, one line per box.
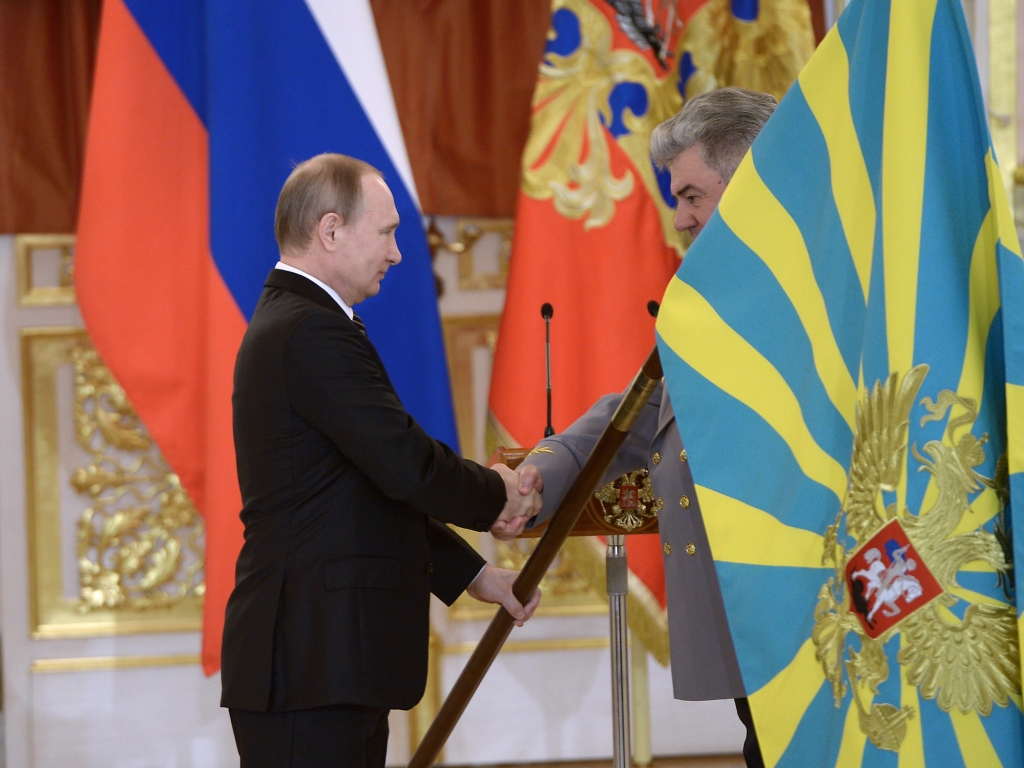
[647, 300, 659, 318]
[541, 303, 554, 437]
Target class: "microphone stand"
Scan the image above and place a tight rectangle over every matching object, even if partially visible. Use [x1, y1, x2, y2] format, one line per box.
[541, 303, 554, 437]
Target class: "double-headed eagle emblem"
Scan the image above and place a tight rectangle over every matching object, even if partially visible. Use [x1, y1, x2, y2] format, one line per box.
[595, 469, 662, 530]
[812, 365, 1019, 751]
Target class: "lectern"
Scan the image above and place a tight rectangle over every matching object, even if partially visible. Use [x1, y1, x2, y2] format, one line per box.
[498, 446, 659, 768]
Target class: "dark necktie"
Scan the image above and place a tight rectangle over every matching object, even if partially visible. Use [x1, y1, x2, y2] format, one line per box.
[352, 313, 367, 336]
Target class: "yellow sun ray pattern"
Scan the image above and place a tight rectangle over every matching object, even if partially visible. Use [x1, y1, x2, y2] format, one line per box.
[748, 639, 825, 767]
[797, 29, 874, 302]
[883, 0, 937, 517]
[718, 158, 858, 432]
[986, 153, 1023, 262]
[959, 561, 1000, 573]
[834, 686, 871, 768]
[899, 633, 926, 768]
[656, 0, 1024, 763]
[950, 709, 1004, 768]
[696, 485, 824, 567]
[918, 199, 1001, 518]
[949, 586, 1011, 610]
[1009, 383, 1024, 476]
[659, 276, 849, 500]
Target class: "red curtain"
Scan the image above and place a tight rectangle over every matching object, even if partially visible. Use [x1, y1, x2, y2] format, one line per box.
[371, 0, 552, 217]
[0, 0, 101, 233]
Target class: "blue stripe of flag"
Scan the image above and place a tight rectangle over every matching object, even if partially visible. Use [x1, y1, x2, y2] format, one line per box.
[117, 0, 460, 451]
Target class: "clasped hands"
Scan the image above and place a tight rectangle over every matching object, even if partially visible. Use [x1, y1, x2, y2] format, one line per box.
[490, 463, 544, 541]
[463, 463, 546, 627]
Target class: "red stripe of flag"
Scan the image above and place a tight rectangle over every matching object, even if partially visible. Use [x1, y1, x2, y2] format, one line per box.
[75, 0, 245, 673]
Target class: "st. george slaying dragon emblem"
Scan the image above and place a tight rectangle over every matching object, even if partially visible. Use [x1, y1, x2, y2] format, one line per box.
[812, 365, 1019, 752]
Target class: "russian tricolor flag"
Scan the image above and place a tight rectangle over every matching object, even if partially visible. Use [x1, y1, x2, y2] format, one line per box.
[76, 0, 458, 673]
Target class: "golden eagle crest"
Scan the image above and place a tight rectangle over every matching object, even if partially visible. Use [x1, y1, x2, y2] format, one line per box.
[812, 365, 1019, 752]
[595, 468, 662, 530]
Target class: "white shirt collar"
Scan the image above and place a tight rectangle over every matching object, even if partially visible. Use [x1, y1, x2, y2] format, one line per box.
[274, 261, 354, 319]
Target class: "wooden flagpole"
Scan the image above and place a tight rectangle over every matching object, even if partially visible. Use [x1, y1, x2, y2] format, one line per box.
[408, 346, 663, 768]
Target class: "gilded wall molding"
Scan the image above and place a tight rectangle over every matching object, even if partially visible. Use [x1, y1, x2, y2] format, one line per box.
[14, 234, 77, 307]
[23, 328, 204, 638]
[441, 314, 501, 465]
[988, 0, 1016, 203]
[30, 654, 200, 674]
[429, 219, 513, 291]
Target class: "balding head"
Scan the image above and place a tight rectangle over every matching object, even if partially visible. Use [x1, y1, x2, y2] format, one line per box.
[274, 153, 381, 256]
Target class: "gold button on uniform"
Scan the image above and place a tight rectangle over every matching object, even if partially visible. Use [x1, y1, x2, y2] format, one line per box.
[663, 542, 672, 556]
[686, 542, 696, 556]
[679, 495, 690, 508]
[652, 452, 661, 465]
[680, 449, 687, 462]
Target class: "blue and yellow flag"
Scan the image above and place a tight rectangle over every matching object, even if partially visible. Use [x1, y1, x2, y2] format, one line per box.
[656, 0, 1024, 764]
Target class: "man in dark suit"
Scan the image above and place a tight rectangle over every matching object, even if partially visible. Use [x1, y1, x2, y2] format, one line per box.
[221, 153, 542, 767]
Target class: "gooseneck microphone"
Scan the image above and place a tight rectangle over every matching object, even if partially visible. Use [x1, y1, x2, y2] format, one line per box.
[541, 303, 554, 437]
[647, 300, 660, 318]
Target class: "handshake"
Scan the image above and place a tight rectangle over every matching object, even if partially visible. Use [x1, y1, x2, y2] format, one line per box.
[490, 463, 544, 541]
[464, 463, 546, 627]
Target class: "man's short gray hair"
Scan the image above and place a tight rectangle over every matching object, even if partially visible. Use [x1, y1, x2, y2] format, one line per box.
[650, 87, 777, 182]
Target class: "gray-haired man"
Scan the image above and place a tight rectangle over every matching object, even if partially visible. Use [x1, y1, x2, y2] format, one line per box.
[517, 87, 777, 768]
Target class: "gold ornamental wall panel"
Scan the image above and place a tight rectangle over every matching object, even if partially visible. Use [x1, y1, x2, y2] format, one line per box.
[22, 328, 204, 638]
[15, 234, 77, 307]
[452, 219, 513, 291]
[429, 219, 513, 291]
[442, 314, 501, 465]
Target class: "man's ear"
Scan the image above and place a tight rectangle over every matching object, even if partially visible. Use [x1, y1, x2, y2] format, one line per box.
[317, 212, 343, 251]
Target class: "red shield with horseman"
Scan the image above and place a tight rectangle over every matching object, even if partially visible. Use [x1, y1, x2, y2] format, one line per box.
[845, 519, 944, 639]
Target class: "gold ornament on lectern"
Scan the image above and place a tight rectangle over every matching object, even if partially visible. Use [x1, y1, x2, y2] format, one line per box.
[595, 469, 662, 532]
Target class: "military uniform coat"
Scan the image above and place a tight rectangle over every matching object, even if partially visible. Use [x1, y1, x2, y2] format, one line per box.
[522, 382, 745, 701]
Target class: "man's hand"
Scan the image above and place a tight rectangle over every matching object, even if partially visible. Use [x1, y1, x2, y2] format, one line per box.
[517, 464, 542, 494]
[466, 564, 542, 627]
[490, 464, 544, 540]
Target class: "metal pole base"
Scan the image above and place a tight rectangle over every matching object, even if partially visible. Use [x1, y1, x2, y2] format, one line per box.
[607, 534, 631, 768]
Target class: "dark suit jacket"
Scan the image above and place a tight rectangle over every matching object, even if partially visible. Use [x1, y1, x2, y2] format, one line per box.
[221, 269, 505, 713]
